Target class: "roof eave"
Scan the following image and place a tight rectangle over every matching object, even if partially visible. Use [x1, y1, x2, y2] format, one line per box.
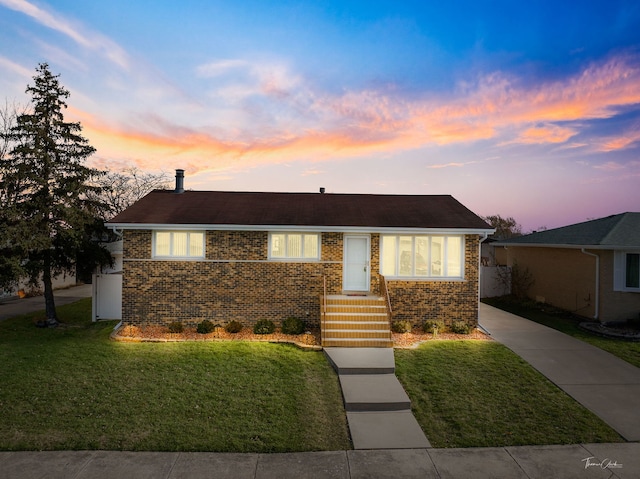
[105, 222, 494, 235]
[493, 242, 640, 250]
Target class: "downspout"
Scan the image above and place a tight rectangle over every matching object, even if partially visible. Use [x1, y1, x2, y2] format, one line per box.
[581, 249, 599, 320]
[478, 233, 489, 319]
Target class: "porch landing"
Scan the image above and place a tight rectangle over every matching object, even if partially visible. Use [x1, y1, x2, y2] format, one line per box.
[324, 348, 431, 449]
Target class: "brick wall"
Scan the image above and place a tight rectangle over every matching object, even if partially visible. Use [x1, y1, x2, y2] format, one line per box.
[122, 231, 481, 328]
[384, 235, 481, 327]
[122, 230, 343, 327]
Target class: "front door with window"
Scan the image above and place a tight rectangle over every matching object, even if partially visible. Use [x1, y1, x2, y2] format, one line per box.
[343, 235, 370, 291]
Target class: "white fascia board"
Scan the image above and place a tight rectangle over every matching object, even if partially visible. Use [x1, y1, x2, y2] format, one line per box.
[106, 222, 494, 235]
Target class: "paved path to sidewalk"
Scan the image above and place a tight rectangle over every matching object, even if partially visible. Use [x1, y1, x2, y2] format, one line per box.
[0, 284, 92, 321]
[1, 444, 639, 479]
[479, 303, 640, 442]
[324, 347, 430, 449]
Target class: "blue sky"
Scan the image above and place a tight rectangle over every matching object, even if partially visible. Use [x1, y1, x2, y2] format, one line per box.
[1, 0, 639, 230]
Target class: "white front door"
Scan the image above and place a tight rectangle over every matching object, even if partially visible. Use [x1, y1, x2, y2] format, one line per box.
[343, 235, 370, 291]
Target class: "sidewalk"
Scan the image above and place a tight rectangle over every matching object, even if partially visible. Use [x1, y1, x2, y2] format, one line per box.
[1, 443, 638, 479]
[0, 284, 92, 321]
[479, 303, 640, 442]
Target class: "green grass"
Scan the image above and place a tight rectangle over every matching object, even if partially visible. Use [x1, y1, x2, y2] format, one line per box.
[483, 297, 640, 368]
[395, 341, 624, 448]
[0, 299, 350, 452]
[2, 298, 628, 452]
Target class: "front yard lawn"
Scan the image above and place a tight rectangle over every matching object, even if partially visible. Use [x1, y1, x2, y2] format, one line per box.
[1, 298, 626, 452]
[395, 341, 624, 448]
[483, 297, 640, 368]
[0, 299, 350, 452]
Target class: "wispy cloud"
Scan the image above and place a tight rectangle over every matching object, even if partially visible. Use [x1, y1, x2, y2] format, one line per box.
[0, 55, 33, 77]
[0, 0, 130, 69]
[595, 124, 640, 152]
[506, 124, 577, 145]
[62, 51, 640, 175]
[594, 161, 629, 171]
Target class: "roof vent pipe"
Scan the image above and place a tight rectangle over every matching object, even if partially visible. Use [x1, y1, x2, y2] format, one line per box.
[175, 169, 185, 194]
[319, 187, 325, 194]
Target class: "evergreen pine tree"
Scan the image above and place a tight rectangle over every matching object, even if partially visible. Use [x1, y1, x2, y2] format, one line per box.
[6, 63, 107, 326]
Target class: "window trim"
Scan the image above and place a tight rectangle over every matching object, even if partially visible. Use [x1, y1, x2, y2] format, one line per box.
[615, 250, 640, 292]
[152, 231, 205, 259]
[380, 234, 465, 280]
[268, 232, 321, 261]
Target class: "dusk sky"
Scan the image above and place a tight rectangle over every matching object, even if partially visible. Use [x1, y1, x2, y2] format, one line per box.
[1, 0, 639, 231]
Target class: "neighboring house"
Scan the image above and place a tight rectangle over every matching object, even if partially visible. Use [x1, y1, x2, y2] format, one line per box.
[494, 213, 640, 322]
[105, 170, 493, 346]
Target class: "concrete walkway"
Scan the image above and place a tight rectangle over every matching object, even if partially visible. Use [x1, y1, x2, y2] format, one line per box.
[479, 303, 640, 442]
[0, 284, 92, 321]
[2, 443, 638, 478]
[324, 347, 430, 449]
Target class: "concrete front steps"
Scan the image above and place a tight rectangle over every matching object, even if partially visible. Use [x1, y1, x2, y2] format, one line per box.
[321, 295, 392, 348]
[324, 348, 431, 450]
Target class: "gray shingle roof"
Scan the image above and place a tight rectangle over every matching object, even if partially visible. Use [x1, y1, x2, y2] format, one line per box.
[107, 190, 492, 231]
[495, 213, 640, 248]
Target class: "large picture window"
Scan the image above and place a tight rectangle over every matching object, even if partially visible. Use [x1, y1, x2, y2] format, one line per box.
[381, 235, 463, 279]
[154, 231, 204, 258]
[269, 233, 320, 260]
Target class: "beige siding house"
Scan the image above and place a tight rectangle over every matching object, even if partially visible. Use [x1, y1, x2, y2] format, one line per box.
[494, 213, 640, 322]
[106, 171, 493, 346]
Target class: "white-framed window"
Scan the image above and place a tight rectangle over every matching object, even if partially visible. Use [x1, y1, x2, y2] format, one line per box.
[269, 233, 320, 260]
[381, 235, 464, 279]
[153, 231, 205, 259]
[614, 251, 640, 292]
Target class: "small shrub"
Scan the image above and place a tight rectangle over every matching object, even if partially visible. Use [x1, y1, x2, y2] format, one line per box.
[167, 321, 184, 333]
[253, 319, 276, 335]
[196, 319, 215, 334]
[449, 321, 472, 334]
[391, 320, 413, 333]
[423, 320, 445, 335]
[281, 316, 305, 335]
[225, 320, 243, 334]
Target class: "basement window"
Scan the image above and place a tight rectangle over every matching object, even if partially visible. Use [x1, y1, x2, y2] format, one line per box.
[269, 233, 320, 260]
[153, 231, 205, 259]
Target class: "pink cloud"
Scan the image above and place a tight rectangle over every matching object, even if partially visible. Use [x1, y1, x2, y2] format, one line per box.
[71, 53, 640, 174]
[593, 161, 627, 171]
[508, 124, 577, 145]
[596, 127, 640, 152]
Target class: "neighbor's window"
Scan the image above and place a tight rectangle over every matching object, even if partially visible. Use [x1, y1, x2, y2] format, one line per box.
[626, 253, 640, 289]
[269, 233, 320, 260]
[154, 231, 204, 258]
[614, 251, 640, 292]
[381, 235, 463, 279]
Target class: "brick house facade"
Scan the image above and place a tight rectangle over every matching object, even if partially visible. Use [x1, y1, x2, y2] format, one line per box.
[107, 172, 493, 333]
[121, 230, 483, 328]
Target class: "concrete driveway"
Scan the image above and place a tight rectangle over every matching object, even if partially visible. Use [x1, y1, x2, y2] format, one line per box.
[479, 303, 640, 442]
